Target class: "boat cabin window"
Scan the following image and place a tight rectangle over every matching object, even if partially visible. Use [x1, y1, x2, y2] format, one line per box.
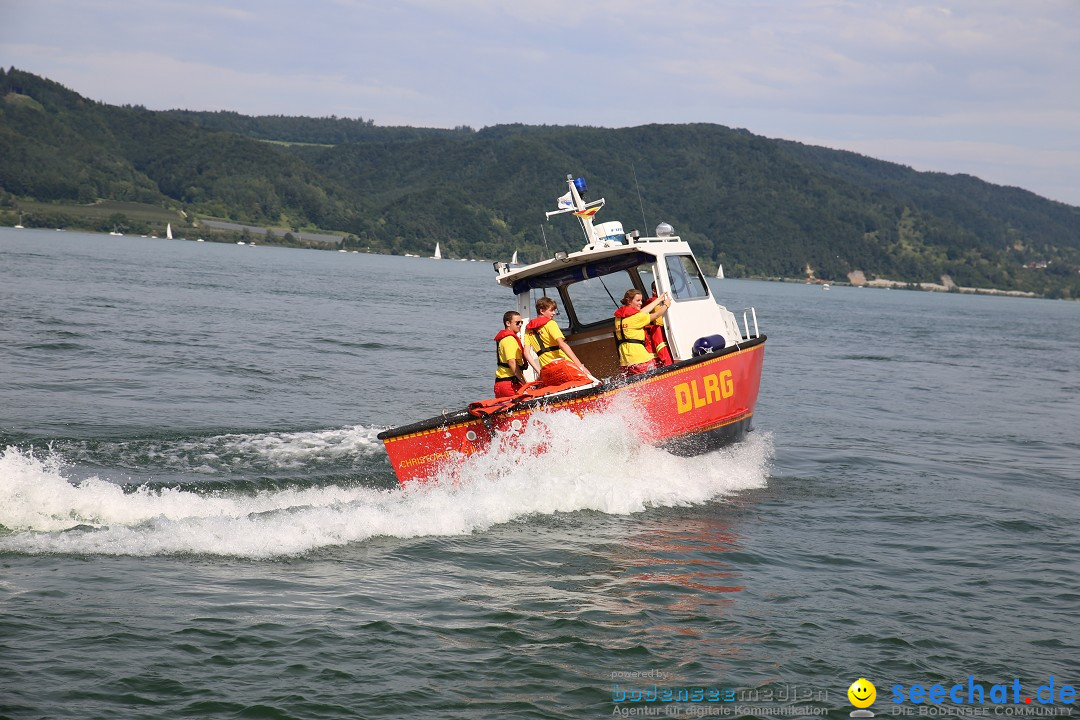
[531, 262, 662, 331]
[638, 266, 658, 297]
[665, 254, 710, 301]
[528, 288, 569, 331]
[528, 280, 620, 332]
[561, 271, 636, 328]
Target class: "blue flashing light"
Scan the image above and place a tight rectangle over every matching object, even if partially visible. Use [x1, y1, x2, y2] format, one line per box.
[573, 177, 588, 195]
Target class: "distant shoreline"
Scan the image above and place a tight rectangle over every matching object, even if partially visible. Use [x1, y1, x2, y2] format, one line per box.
[2, 223, 1067, 299]
[197, 218, 344, 243]
[755, 275, 1044, 298]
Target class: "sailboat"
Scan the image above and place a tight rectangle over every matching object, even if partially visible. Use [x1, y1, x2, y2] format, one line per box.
[14, 213, 24, 229]
[432, 242, 442, 259]
[716, 264, 724, 279]
[166, 223, 173, 240]
[509, 250, 521, 267]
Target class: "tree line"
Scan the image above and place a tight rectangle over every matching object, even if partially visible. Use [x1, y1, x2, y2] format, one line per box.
[2, 67, 1079, 298]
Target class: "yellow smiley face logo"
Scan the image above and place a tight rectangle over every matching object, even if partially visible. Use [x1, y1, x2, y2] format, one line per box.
[848, 678, 876, 708]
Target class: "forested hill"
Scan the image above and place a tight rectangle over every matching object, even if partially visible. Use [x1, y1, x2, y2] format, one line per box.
[3, 67, 1079, 298]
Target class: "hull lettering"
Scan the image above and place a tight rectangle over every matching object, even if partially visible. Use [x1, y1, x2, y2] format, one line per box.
[675, 370, 734, 414]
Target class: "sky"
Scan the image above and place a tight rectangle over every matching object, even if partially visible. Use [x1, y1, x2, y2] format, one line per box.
[2, 0, 1079, 206]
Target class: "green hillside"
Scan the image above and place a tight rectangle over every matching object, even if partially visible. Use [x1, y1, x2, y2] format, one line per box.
[2, 67, 1078, 298]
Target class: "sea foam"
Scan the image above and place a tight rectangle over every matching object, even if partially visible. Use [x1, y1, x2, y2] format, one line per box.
[0, 402, 771, 558]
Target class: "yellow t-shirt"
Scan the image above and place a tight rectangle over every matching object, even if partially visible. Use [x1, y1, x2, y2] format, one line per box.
[615, 311, 655, 367]
[525, 320, 568, 368]
[496, 335, 522, 380]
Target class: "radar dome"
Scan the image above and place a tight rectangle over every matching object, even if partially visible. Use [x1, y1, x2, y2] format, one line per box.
[655, 222, 674, 237]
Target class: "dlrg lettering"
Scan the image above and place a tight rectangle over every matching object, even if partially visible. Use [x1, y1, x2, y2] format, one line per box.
[674, 370, 734, 414]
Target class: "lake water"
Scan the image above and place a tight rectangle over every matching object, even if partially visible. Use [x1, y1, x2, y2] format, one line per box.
[2, 228, 1077, 719]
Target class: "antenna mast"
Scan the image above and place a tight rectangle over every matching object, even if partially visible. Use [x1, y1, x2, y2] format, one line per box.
[632, 161, 649, 233]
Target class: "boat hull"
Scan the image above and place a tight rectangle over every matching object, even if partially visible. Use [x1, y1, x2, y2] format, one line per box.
[378, 337, 765, 486]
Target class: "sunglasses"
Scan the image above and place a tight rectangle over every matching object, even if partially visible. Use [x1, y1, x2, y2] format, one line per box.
[512, 321, 523, 326]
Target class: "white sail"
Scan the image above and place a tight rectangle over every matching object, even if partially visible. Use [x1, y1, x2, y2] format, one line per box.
[511, 250, 519, 265]
[166, 223, 173, 240]
[433, 242, 442, 259]
[716, 264, 724, 279]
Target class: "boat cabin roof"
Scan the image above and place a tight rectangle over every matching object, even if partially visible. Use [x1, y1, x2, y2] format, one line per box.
[495, 237, 693, 296]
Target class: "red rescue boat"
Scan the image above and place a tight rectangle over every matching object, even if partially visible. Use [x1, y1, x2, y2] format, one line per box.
[378, 174, 766, 486]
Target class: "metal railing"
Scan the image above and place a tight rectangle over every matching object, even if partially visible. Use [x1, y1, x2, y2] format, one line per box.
[742, 307, 760, 339]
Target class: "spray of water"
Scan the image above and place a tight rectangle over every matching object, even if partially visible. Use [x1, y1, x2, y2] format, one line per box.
[0, 401, 772, 558]
[57, 425, 386, 475]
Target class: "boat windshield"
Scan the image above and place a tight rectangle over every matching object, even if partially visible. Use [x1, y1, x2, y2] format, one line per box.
[562, 271, 633, 327]
[665, 254, 710, 300]
[528, 262, 662, 331]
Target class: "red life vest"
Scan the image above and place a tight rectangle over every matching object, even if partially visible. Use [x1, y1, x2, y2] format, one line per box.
[643, 296, 672, 365]
[525, 317, 561, 360]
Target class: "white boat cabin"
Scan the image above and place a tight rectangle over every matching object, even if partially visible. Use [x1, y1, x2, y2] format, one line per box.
[493, 175, 753, 381]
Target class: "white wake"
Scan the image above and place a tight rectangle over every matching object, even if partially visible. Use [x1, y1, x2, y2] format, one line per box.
[0, 405, 772, 558]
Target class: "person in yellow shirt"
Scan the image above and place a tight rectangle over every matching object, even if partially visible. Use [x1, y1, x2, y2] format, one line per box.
[493, 311, 539, 398]
[524, 297, 592, 387]
[614, 288, 670, 376]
